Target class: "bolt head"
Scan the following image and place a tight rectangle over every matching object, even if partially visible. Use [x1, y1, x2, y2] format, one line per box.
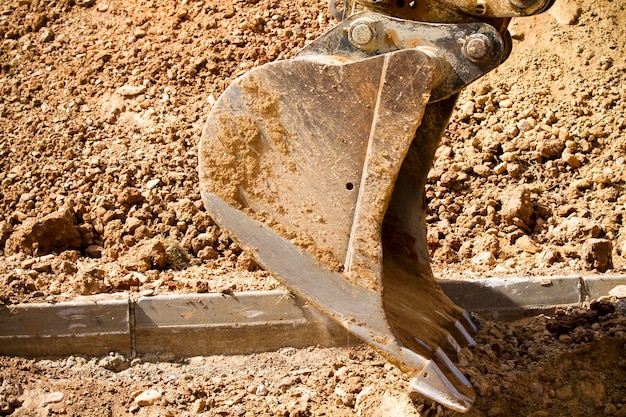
[463, 34, 492, 63]
[350, 22, 374, 46]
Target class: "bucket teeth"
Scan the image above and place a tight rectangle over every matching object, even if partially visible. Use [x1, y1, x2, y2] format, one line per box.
[446, 333, 463, 354]
[410, 360, 475, 412]
[434, 348, 473, 388]
[455, 319, 478, 346]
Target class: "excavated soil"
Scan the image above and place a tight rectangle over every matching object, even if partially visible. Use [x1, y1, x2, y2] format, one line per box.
[1, 0, 626, 415]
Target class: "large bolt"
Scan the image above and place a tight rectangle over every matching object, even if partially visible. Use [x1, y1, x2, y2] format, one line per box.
[462, 34, 493, 63]
[349, 21, 375, 47]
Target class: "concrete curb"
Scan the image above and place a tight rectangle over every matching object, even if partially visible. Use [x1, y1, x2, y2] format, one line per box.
[440, 275, 626, 320]
[1, 275, 624, 358]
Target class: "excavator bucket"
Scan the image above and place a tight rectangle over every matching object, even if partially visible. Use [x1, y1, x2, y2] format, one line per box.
[198, 2, 553, 412]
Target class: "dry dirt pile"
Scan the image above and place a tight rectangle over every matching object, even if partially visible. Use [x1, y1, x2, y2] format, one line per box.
[0, 0, 625, 303]
[1, 0, 626, 416]
[0, 0, 333, 303]
[430, 0, 626, 279]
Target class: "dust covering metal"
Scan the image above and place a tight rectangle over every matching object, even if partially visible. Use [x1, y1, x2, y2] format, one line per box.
[198, 6, 550, 413]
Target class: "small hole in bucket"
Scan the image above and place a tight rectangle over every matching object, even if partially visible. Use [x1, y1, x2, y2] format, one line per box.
[346, 182, 354, 190]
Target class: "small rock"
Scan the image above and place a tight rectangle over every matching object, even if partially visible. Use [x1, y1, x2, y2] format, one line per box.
[473, 164, 492, 177]
[135, 389, 161, 406]
[98, 352, 130, 372]
[0, 221, 13, 246]
[558, 334, 573, 344]
[334, 387, 356, 407]
[516, 235, 541, 253]
[146, 178, 161, 190]
[107, 273, 142, 291]
[195, 217, 216, 235]
[5, 207, 81, 256]
[117, 187, 144, 206]
[488, 406, 504, 416]
[120, 238, 169, 272]
[530, 382, 544, 396]
[506, 162, 522, 177]
[194, 279, 210, 293]
[21, 258, 36, 269]
[236, 253, 259, 271]
[197, 246, 219, 261]
[40, 29, 55, 42]
[500, 186, 533, 228]
[499, 98, 514, 108]
[73, 267, 108, 295]
[457, 101, 476, 120]
[31, 262, 52, 273]
[256, 384, 269, 396]
[170, 199, 199, 223]
[555, 385, 575, 401]
[31, 13, 49, 31]
[572, 178, 592, 190]
[550, 0, 582, 25]
[53, 260, 78, 274]
[471, 373, 492, 397]
[550, 217, 601, 242]
[537, 139, 565, 158]
[191, 398, 207, 413]
[439, 171, 459, 188]
[540, 279, 554, 287]
[581, 238, 613, 272]
[44, 392, 64, 405]
[219, 282, 236, 294]
[500, 152, 517, 162]
[538, 248, 562, 265]
[85, 245, 103, 258]
[117, 85, 147, 97]
[134, 225, 154, 240]
[472, 250, 496, 266]
[493, 162, 507, 174]
[517, 118, 533, 132]
[191, 233, 216, 254]
[561, 148, 582, 168]
[123, 217, 142, 235]
[609, 285, 626, 298]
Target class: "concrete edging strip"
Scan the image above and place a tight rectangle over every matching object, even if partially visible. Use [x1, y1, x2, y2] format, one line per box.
[133, 291, 349, 357]
[0, 294, 130, 357]
[1, 275, 624, 358]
